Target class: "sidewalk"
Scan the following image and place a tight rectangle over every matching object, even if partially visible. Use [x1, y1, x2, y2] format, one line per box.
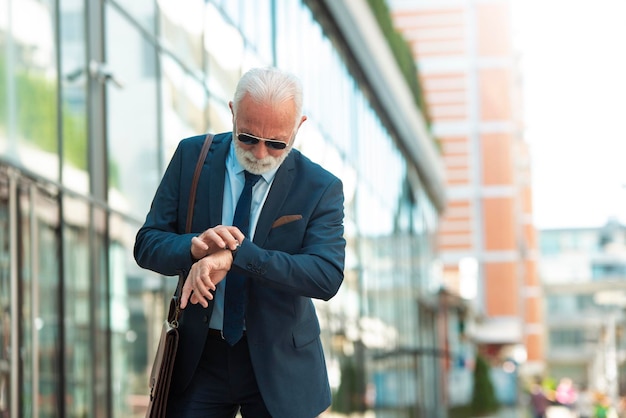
[494, 405, 527, 418]
[493, 404, 593, 418]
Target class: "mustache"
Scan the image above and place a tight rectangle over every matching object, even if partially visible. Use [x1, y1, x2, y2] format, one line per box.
[234, 143, 290, 175]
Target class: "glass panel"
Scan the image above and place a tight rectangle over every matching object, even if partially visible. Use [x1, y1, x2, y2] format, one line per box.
[115, 0, 157, 36]
[204, 3, 244, 94]
[93, 207, 108, 418]
[63, 195, 92, 416]
[32, 184, 61, 417]
[19, 182, 35, 416]
[240, 0, 273, 63]
[160, 54, 208, 161]
[111, 209, 156, 416]
[15, 179, 61, 417]
[59, 0, 89, 193]
[206, 95, 232, 135]
[218, 0, 242, 26]
[0, 169, 11, 417]
[5, 0, 59, 180]
[105, 5, 160, 220]
[158, 0, 204, 76]
[109, 211, 153, 417]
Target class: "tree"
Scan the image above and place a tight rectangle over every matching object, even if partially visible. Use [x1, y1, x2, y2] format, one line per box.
[470, 354, 499, 416]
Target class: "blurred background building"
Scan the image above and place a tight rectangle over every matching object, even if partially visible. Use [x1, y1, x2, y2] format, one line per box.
[388, 0, 542, 405]
[0, 0, 477, 417]
[539, 218, 626, 404]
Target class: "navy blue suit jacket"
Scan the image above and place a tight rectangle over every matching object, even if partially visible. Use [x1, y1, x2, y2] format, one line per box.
[134, 133, 346, 418]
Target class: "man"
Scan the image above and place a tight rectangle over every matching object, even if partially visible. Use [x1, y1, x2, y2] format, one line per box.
[134, 67, 346, 418]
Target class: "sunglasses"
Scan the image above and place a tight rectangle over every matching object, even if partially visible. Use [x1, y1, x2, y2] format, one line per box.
[237, 133, 289, 150]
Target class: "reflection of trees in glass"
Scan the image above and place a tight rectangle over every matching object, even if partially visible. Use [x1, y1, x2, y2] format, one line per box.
[0, 56, 87, 170]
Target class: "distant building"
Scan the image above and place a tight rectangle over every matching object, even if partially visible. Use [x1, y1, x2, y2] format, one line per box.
[388, 0, 542, 385]
[540, 218, 626, 402]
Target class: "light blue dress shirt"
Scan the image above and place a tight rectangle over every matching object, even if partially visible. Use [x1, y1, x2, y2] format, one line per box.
[209, 142, 278, 330]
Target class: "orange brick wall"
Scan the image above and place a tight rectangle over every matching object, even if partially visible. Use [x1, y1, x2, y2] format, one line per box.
[479, 69, 513, 120]
[483, 197, 515, 250]
[481, 133, 514, 185]
[525, 333, 544, 362]
[484, 262, 518, 316]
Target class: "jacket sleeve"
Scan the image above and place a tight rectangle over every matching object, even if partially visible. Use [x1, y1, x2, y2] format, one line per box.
[133, 140, 197, 277]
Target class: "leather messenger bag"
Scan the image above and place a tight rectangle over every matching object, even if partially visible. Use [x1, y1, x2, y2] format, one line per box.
[145, 133, 214, 418]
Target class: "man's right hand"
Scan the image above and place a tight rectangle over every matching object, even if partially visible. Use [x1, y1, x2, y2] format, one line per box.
[190, 225, 245, 260]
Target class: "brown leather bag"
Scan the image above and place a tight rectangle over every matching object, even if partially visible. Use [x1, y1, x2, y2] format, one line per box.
[145, 134, 214, 418]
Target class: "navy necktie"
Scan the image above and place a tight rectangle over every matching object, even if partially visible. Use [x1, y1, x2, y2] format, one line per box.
[223, 171, 261, 345]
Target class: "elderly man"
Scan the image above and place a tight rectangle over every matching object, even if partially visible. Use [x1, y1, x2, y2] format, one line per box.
[135, 67, 346, 418]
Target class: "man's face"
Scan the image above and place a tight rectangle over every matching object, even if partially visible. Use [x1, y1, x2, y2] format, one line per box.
[230, 94, 303, 174]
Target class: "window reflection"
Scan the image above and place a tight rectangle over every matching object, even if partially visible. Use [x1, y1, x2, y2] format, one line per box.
[4, 0, 59, 181]
[117, 0, 156, 35]
[0, 170, 9, 417]
[106, 5, 159, 219]
[60, 0, 88, 193]
[157, 0, 204, 76]
[6, 177, 63, 417]
[63, 195, 91, 416]
[204, 3, 244, 94]
[160, 54, 209, 158]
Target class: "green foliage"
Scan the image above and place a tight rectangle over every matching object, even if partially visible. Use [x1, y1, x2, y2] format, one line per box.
[0, 55, 87, 170]
[365, 0, 432, 127]
[332, 356, 366, 413]
[470, 354, 500, 416]
[448, 404, 473, 418]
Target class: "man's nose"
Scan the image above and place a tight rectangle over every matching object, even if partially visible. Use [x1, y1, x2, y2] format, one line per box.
[251, 143, 269, 159]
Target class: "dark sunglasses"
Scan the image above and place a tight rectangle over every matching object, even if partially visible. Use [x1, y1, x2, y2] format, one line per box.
[237, 133, 289, 150]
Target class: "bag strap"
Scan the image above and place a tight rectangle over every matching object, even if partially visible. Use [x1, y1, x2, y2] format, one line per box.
[171, 133, 214, 325]
[186, 133, 214, 234]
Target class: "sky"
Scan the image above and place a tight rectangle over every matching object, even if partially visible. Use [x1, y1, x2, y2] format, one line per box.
[511, 0, 626, 229]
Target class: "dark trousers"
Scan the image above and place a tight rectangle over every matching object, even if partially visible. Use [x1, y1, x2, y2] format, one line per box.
[166, 332, 272, 418]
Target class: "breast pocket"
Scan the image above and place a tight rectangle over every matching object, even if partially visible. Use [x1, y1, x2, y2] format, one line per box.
[266, 216, 305, 253]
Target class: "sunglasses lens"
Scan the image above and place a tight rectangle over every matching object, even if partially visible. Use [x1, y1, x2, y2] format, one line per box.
[267, 141, 287, 150]
[238, 133, 288, 150]
[238, 134, 259, 145]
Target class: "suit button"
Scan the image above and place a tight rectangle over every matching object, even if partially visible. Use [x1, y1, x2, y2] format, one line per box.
[202, 315, 208, 323]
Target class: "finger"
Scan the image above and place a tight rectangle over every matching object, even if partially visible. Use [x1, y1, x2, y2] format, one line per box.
[181, 280, 193, 309]
[190, 293, 199, 305]
[231, 227, 245, 243]
[194, 277, 215, 302]
[190, 292, 208, 308]
[207, 226, 246, 251]
[222, 228, 245, 251]
[190, 236, 210, 260]
[191, 236, 209, 251]
[199, 228, 227, 250]
[192, 265, 216, 302]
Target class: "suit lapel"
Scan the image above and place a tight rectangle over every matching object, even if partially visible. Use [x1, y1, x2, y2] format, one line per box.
[254, 152, 296, 245]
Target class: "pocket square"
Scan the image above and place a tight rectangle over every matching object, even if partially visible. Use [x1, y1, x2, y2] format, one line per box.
[272, 214, 303, 228]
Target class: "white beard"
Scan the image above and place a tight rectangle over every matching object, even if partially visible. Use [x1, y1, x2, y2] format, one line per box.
[234, 140, 291, 175]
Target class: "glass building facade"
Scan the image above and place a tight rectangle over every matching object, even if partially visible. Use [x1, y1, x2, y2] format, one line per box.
[0, 0, 448, 416]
